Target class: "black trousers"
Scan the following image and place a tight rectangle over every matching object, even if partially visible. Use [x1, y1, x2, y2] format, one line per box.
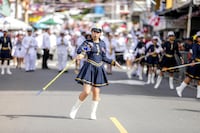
[42, 49, 49, 69]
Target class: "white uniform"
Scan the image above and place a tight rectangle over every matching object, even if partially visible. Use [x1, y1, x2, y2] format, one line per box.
[13, 40, 26, 58]
[22, 35, 38, 71]
[57, 36, 70, 71]
[123, 38, 135, 61]
[102, 36, 116, 60]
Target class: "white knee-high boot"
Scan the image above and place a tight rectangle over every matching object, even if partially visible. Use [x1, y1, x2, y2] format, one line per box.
[6, 65, 12, 75]
[138, 65, 143, 80]
[1, 64, 5, 75]
[169, 77, 174, 89]
[197, 86, 200, 99]
[176, 81, 187, 97]
[126, 64, 137, 79]
[151, 73, 155, 84]
[90, 101, 99, 120]
[154, 76, 162, 89]
[69, 99, 83, 119]
[146, 73, 151, 84]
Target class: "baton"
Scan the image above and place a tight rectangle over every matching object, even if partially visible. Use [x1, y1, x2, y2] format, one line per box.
[36, 59, 76, 95]
[161, 62, 200, 72]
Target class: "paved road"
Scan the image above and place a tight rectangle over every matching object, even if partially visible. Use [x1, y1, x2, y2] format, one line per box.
[0, 61, 199, 133]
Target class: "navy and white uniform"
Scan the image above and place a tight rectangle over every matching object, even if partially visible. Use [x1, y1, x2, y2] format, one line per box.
[160, 41, 182, 72]
[146, 42, 162, 67]
[0, 36, 12, 60]
[75, 40, 115, 87]
[134, 41, 146, 64]
[186, 43, 200, 80]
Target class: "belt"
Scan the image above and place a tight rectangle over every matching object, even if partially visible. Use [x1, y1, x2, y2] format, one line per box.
[195, 58, 200, 62]
[1, 47, 10, 50]
[87, 59, 103, 67]
[152, 54, 157, 57]
[165, 54, 173, 58]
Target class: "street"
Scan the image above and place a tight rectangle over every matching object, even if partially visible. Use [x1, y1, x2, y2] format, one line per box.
[0, 61, 200, 133]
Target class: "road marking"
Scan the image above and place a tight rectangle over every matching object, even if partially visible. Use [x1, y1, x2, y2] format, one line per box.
[110, 117, 128, 133]
[109, 79, 145, 85]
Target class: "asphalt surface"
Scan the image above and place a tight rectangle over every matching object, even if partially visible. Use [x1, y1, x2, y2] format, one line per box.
[0, 60, 199, 133]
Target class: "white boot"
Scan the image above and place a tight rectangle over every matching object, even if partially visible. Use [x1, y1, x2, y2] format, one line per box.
[127, 65, 137, 79]
[6, 65, 12, 75]
[146, 74, 151, 84]
[197, 86, 200, 99]
[1, 64, 5, 75]
[90, 101, 99, 120]
[138, 65, 143, 80]
[169, 77, 174, 89]
[176, 81, 187, 97]
[154, 76, 162, 89]
[69, 99, 83, 119]
[151, 73, 155, 84]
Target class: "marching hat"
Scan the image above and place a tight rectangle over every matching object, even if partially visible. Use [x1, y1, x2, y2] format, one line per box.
[91, 24, 102, 33]
[167, 31, 175, 36]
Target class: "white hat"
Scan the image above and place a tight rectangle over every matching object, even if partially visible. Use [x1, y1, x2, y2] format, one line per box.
[91, 23, 102, 32]
[152, 36, 158, 40]
[139, 33, 144, 38]
[2, 29, 8, 32]
[196, 31, 200, 37]
[167, 31, 175, 36]
[127, 34, 132, 38]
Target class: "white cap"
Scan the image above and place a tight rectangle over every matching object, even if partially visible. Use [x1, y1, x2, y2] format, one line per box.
[152, 36, 158, 40]
[91, 23, 102, 32]
[60, 30, 65, 34]
[127, 34, 132, 38]
[139, 33, 144, 38]
[86, 31, 91, 35]
[196, 31, 200, 37]
[167, 31, 175, 36]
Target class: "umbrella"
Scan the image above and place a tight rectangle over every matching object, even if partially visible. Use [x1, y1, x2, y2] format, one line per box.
[41, 18, 58, 25]
[0, 17, 32, 30]
[33, 23, 48, 29]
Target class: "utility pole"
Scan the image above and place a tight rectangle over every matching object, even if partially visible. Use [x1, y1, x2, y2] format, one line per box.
[186, 2, 192, 37]
[15, 0, 19, 19]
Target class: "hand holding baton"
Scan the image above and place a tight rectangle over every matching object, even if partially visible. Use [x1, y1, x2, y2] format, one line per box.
[161, 62, 200, 72]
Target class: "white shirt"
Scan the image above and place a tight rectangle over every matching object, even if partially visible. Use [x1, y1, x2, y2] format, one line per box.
[42, 32, 50, 49]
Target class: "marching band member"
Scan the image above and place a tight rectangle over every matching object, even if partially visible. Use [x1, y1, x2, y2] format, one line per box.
[103, 32, 116, 74]
[145, 36, 163, 84]
[42, 28, 51, 69]
[56, 31, 70, 72]
[123, 34, 136, 70]
[13, 32, 25, 69]
[176, 32, 200, 98]
[69, 24, 121, 120]
[0, 29, 13, 75]
[154, 31, 184, 89]
[127, 33, 145, 80]
[22, 28, 38, 72]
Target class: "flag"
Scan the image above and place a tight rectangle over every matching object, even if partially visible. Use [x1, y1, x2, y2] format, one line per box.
[148, 13, 160, 27]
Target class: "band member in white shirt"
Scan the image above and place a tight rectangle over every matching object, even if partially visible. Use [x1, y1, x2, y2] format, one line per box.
[56, 31, 70, 72]
[22, 28, 38, 72]
[42, 28, 51, 69]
